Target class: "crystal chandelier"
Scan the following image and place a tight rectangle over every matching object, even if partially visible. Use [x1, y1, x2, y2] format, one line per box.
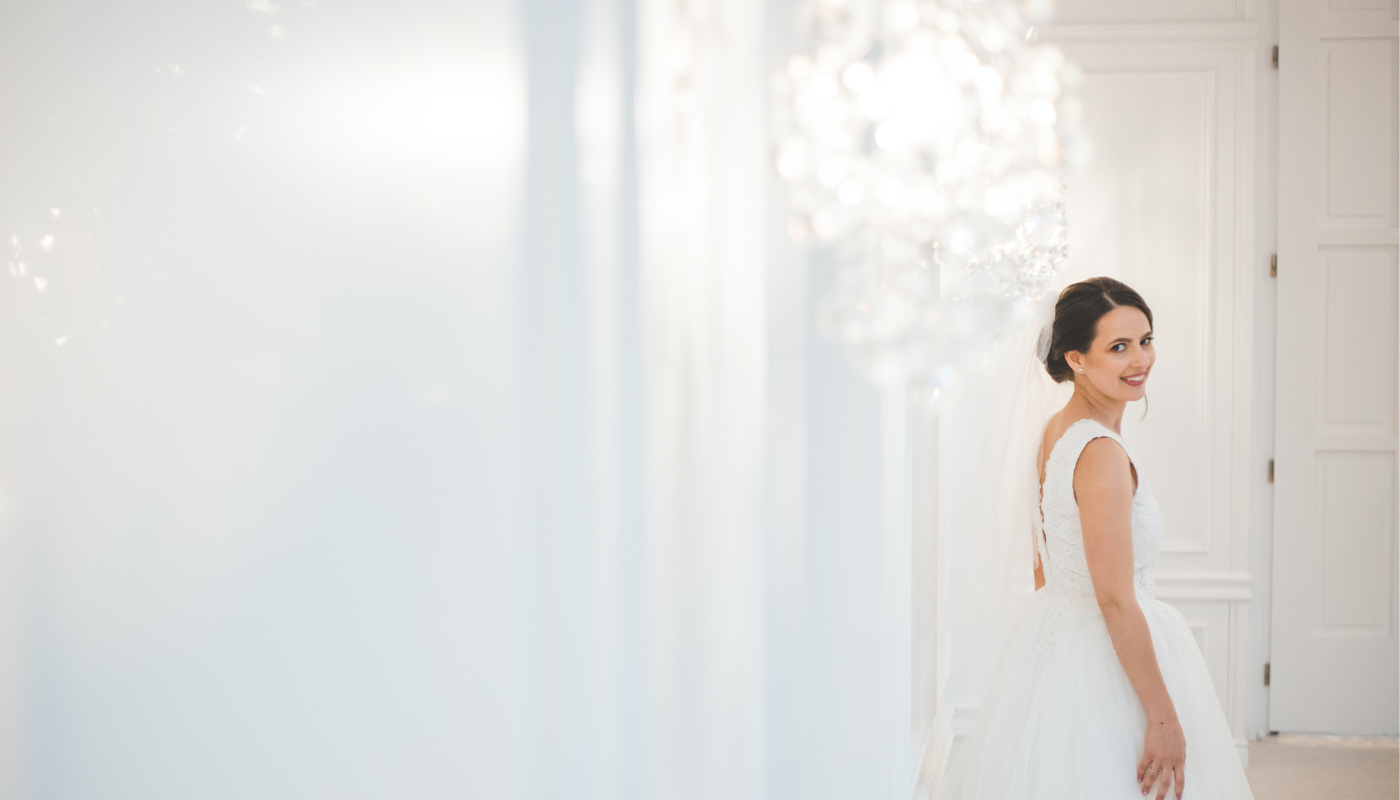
[773, 0, 1088, 394]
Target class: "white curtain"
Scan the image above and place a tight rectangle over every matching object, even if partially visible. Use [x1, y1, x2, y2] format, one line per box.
[636, 0, 771, 796]
[0, 0, 904, 796]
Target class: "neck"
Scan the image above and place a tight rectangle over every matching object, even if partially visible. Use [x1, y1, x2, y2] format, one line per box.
[1067, 382, 1126, 433]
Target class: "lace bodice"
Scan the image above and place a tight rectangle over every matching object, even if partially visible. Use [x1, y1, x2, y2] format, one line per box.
[1037, 418, 1164, 599]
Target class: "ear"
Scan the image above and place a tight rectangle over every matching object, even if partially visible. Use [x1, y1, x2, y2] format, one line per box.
[1064, 350, 1084, 375]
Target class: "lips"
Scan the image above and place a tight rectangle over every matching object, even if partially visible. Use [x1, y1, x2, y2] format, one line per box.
[1121, 372, 1148, 387]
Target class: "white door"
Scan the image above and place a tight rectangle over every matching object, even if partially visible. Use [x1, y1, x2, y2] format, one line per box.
[1272, 0, 1400, 736]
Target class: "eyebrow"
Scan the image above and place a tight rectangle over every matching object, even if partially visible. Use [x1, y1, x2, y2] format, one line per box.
[1107, 332, 1153, 345]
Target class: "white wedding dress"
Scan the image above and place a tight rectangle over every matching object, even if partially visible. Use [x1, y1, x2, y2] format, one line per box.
[946, 418, 1255, 799]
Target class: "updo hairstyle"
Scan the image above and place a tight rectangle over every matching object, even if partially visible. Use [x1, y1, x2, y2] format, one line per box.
[1043, 277, 1154, 383]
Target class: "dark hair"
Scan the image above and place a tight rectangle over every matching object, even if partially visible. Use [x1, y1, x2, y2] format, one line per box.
[1044, 277, 1154, 383]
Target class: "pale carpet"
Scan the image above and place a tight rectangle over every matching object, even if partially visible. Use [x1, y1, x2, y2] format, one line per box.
[1245, 734, 1398, 800]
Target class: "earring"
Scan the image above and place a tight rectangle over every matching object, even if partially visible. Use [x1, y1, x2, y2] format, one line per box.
[1078, 368, 1083, 372]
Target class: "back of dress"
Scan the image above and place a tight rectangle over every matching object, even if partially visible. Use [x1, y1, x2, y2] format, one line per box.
[1038, 417, 1165, 599]
[947, 416, 1256, 800]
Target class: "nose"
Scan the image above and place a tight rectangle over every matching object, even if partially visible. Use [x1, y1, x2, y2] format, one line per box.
[1130, 344, 1152, 369]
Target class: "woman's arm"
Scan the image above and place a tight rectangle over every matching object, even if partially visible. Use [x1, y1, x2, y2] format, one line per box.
[1075, 438, 1185, 800]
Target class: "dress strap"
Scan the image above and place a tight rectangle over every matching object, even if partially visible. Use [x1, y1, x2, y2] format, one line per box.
[1046, 418, 1136, 500]
[1054, 418, 1129, 461]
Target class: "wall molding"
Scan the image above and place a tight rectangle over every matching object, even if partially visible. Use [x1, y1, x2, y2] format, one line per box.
[1040, 21, 1260, 43]
[1317, 228, 1400, 246]
[1317, 20, 1400, 40]
[1051, 0, 1258, 25]
[1155, 570, 1255, 601]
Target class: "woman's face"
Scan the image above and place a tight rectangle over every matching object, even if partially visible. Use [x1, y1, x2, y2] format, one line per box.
[1065, 305, 1155, 402]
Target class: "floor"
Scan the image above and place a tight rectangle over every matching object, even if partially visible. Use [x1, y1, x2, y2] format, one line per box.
[1246, 735, 1398, 800]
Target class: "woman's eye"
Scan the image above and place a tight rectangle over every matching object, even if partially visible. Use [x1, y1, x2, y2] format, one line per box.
[1111, 344, 1125, 352]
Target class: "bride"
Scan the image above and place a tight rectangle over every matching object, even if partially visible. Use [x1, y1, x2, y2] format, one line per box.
[945, 277, 1254, 800]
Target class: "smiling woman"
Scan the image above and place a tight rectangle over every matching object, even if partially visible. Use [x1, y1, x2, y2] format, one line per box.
[944, 276, 1255, 800]
[1043, 277, 1155, 390]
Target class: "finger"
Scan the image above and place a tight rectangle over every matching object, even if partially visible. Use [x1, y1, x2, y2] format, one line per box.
[1175, 763, 1184, 800]
[1154, 769, 1170, 800]
[1140, 764, 1157, 796]
[1137, 755, 1150, 783]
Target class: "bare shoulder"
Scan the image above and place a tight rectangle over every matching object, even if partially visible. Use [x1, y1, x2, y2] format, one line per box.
[1074, 436, 1134, 495]
[1079, 435, 1129, 464]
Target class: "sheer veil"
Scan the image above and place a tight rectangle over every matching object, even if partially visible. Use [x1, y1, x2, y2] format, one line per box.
[958, 295, 1071, 682]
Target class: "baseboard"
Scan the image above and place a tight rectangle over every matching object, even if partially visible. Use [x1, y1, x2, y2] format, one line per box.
[913, 705, 957, 799]
[952, 701, 980, 741]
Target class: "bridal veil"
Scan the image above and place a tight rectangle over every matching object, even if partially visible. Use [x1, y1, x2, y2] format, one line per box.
[956, 296, 1072, 685]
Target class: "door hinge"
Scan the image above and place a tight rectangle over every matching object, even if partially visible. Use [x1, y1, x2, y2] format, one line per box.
[1264, 662, 1271, 686]
[1272, 45, 1279, 68]
[1270, 253, 1277, 278]
[1268, 459, 1275, 483]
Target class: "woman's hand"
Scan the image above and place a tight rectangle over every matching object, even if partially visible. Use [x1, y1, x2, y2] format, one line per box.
[1137, 717, 1186, 799]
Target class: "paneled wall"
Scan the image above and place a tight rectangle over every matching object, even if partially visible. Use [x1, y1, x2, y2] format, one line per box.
[1046, 10, 1264, 761]
[944, 0, 1277, 767]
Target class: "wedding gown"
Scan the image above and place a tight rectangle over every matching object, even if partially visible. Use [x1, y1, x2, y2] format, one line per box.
[946, 418, 1255, 799]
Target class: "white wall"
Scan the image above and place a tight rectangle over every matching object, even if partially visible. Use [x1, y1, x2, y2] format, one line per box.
[0, 1, 543, 797]
[0, 0, 923, 796]
[944, 0, 1281, 765]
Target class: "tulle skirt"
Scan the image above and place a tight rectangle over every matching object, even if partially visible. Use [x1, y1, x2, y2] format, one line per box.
[945, 589, 1255, 799]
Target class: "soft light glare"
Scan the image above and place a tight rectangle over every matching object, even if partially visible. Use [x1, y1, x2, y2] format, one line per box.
[309, 55, 526, 169]
[773, 0, 1085, 391]
[949, 228, 973, 255]
[806, 73, 838, 105]
[875, 122, 907, 154]
[817, 157, 849, 187]
[842, 61, 875, 92]
[788, 54, 813, 79]
[980, 27, 1006, 53]
[392, 71, 521, 158]
[886, 1, 920, 31]
[777, 139, 809, 180]
[974, 66, 1003, 96]
[812, 208, 842, 238]
[876, 178, 907, 209]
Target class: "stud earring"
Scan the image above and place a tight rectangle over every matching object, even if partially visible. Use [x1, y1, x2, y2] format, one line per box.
[1078, 368, 1084, 372]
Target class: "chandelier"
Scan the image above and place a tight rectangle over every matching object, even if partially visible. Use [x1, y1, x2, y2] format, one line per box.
[773, 0, 1087, 394]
